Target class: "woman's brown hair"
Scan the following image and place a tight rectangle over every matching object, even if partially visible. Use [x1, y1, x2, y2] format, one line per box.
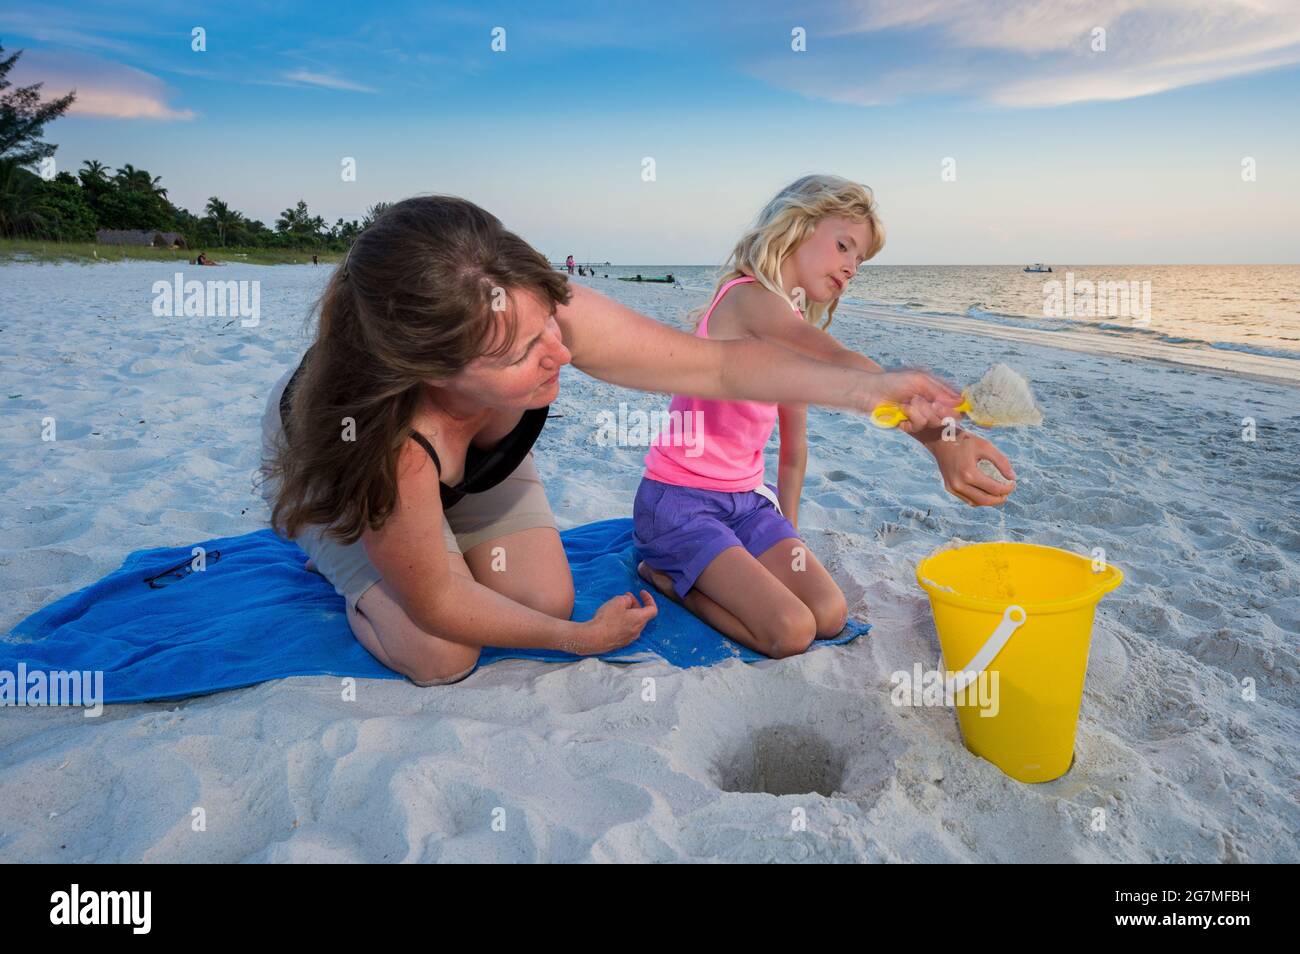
[262, 195, 571, 545]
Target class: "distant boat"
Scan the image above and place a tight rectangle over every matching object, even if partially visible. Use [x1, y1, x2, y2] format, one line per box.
[1024, 263, 1052, 273]
[618, 273, 676, 284]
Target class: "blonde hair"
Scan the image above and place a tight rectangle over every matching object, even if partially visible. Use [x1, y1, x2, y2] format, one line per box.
[695, 174, 885, 332]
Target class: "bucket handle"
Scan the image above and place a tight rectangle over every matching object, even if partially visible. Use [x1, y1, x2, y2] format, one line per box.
[945, 604, 1026, 693]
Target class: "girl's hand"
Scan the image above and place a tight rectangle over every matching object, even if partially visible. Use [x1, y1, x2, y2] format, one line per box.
[930, 431, 1017, 506]
[864, 369, 963, 433]
[574, 590, 658, 654]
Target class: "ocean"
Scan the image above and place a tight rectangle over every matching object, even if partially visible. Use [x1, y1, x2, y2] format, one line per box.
[586, 264, 1300, 361]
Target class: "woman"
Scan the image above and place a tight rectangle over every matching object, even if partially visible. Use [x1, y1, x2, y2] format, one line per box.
[260, 195, 1009, 686]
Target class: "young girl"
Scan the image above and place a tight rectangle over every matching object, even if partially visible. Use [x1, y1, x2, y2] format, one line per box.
[633, 174, 1015, 659]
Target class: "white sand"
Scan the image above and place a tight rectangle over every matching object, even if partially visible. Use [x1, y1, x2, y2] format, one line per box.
[976, 459, 1012, 483]
[1, 260, 1297, 862]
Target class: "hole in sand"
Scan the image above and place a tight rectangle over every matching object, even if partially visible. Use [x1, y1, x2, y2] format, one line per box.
[713, 724, 847, 797]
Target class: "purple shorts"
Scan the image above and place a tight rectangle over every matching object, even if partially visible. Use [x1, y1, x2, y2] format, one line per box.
[633, 476, 801, 601]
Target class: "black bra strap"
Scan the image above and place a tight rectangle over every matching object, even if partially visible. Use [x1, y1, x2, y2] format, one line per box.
[408, 430, 442, 477]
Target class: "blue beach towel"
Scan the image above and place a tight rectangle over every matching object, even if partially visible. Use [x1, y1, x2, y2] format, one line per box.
[3, 518, 869, 704]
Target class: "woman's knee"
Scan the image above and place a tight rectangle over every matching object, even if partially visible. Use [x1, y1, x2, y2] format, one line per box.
[518, 581, 575, 621]
[464, 527, 574, 620]
[473, 569, 573, 620]
[348, 587, 480, 686]
[406, 648, 481, 686]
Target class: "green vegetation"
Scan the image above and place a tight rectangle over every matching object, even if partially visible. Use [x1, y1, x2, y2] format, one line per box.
[0, 238, 346, 265]
[0, 40, 387, 263]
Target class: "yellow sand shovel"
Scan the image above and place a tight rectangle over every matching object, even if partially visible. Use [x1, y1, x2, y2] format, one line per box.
[873, 397, 977, 428]
[872, 397, 975, 429]
[870, 363, 1043, 429]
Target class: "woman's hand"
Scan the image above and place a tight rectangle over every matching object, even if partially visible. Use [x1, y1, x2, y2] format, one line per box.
[862, 369, 964, 433]
[929, 430, 1017, 506]
[570, 590, 658, 654]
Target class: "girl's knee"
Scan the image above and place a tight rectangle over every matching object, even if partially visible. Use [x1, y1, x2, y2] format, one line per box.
[760, 602, 817, 658]
[813, 591, 849, 638]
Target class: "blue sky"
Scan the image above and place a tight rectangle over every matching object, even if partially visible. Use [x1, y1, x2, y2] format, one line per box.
[4, 0, 1299, 263]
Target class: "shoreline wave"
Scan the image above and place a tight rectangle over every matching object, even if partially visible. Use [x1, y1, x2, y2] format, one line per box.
[888, 300, 1300, 362]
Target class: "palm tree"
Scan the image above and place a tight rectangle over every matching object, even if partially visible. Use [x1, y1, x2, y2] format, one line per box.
[112, 164, 168, 199]
[276, 200, 324, 243]
[331, 217, 361, 245]
[204, 196, 244, 247]
[276, 200, 307, 234]
[361, 201, 391, 230]
[78, 159, 108, 185]
[0, 158, 51, 237]
[112, 163, 145, 191]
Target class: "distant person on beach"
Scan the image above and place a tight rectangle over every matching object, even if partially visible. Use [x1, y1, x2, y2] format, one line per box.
[632, 174, 1017, 659]
[195, 252, 220, 266]
[566, 254, 575, 274]
[259, 195, 964, 686]
[312, 254, 319, 265]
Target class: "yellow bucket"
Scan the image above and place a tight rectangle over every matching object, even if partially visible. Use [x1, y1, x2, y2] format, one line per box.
[915, 542, 1123, 783]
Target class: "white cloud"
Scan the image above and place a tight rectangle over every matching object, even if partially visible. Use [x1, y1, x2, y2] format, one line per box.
[11, 49, 195, 120]
[280, 69, 378, 93]
[0, 8, 142, 57]
[774, 0, 1300, 107]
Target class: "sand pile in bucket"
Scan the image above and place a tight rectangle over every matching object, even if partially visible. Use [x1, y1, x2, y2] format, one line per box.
[923, 539, 1018, 600]
[963, 363, 1043, 427]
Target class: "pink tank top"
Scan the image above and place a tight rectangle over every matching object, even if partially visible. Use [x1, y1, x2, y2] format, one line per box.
[643, 276, 802, 492]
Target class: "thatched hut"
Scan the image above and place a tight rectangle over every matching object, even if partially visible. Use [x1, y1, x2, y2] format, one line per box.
[96, 229, 188, 249]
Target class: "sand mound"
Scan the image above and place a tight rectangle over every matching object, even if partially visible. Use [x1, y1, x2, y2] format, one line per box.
[964, 363, 1043, 426]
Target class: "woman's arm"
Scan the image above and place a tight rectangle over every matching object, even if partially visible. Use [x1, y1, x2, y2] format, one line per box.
[726, 283, 884, 368]
[362, 438, 651, 653]
[555, 283, 960, 430]
[776, 403, 808, 528]
[707, 286, 976, 464]
[727, 287, 1020, 505]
